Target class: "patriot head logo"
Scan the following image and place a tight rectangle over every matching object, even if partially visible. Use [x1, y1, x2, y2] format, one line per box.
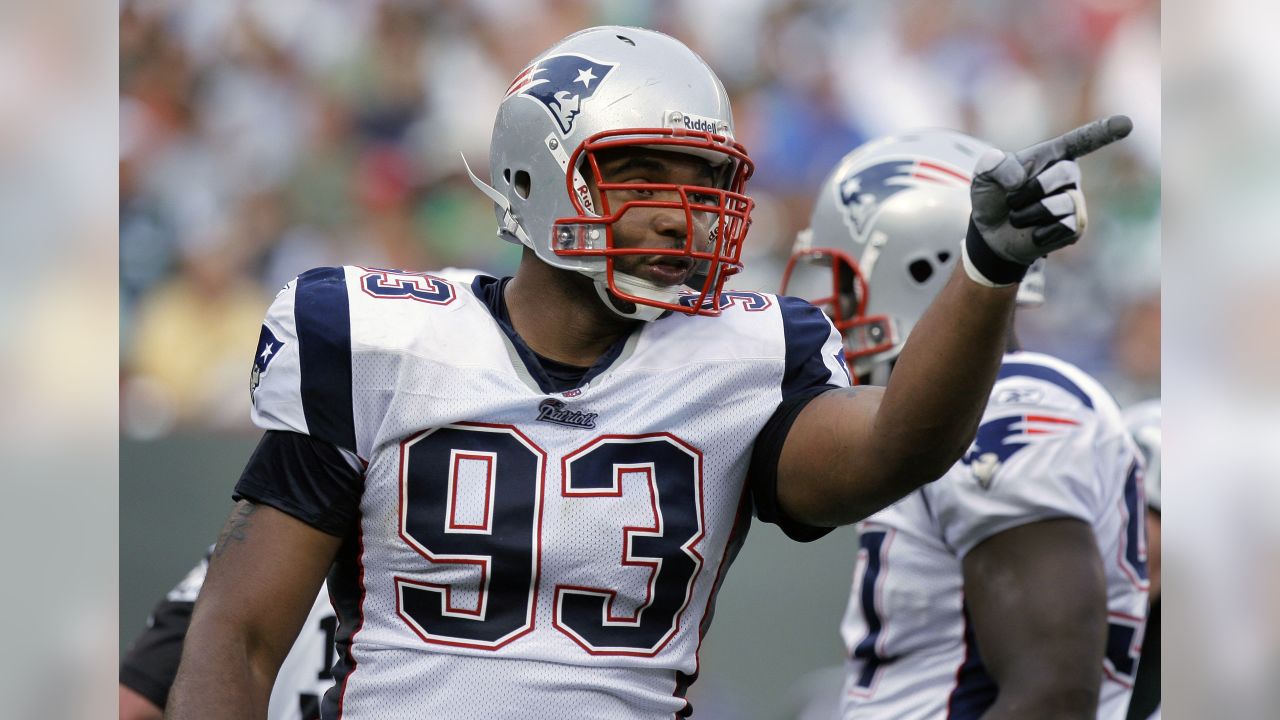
[837, 158, 970, 239]
[506, 53, 619, 135]
[250, 325, 284, 395]
[962, 413, 1079, 488]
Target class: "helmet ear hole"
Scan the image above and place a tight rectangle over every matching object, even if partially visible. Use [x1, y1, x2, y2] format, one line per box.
[908, 259, 934, 284]
[513, 170, 531, 199]
[503, 168, 511, 184]
[937, 250, 951, 264]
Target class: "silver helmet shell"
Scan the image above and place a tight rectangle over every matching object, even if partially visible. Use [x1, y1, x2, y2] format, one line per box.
[782, 128, 1045, 378]
[477, 26, 755, 321]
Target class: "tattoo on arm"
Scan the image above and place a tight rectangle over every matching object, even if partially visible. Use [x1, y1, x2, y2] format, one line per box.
[213, 502, 260, 558]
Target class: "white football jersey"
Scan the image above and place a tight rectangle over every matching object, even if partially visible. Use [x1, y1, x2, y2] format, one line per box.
[838, 351, 1149, 720]
[248, 267, 849, 719]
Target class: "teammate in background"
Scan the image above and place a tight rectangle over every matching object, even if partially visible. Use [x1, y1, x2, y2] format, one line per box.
[167, 26, 1129, 719]
[119, 551, 337, 720]
[781, 129, 1148, 719]
[1123, 400, 1161, 720]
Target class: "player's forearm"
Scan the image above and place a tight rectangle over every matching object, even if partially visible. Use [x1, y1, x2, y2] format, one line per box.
[165, 620, 274, 719]
[871, 265, 1016, 485]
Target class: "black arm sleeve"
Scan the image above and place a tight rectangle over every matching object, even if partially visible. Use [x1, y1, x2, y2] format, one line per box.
[747, 385, 839, 542]
[233, 430, 365, 538]
[119, 597, 194, 708]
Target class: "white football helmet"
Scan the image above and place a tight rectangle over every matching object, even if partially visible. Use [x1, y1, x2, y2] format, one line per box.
[467, 26, 755, 321]
[781, 128, 1045, 381]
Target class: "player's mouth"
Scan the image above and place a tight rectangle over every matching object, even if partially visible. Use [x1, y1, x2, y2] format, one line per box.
[640, 256, 695, 286]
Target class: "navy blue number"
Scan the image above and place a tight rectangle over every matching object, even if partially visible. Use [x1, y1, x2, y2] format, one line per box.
[1104, 613, 1144, 685]
[297, 613, 337, 719]
[361, 269, 456, 304]
[396, 428, 703, 655]
[395, 424, 544, 649]
[1104, 460, 1149, 685]
[316, 614, 336, 679]
[850, 529, 891, 694]
[1120, 461, 1149, 587]
[554, 436, 703, 655]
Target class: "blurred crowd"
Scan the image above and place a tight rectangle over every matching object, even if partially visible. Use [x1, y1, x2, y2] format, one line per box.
[119, 0, 1160, 437]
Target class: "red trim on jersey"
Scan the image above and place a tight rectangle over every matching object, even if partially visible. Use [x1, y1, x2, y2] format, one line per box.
[675, 484, 752, 718]
[357, 267, 457, 306]
[394, 421, 547, 651]
[1116, 481, 1150, 592]
[846, 522, 896, 700]
[553, 433, 707, 657]
[446, 451, 495, 531]
[1102, 610, 1146, 688]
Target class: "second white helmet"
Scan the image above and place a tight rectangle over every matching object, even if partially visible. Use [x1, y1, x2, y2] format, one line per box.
[782, 128, 1045, 379]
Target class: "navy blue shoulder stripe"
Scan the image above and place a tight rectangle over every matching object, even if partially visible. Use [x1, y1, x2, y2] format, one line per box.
[997, 362, 1093, 409]
[295, 267, 356, 453]
[779, 296, 839, 399]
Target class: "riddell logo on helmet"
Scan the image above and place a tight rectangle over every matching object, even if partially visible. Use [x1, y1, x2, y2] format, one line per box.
[674, 112, 728, 136]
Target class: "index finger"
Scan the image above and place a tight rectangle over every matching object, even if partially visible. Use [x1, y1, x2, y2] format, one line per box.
[1015, 115, 1133, 174]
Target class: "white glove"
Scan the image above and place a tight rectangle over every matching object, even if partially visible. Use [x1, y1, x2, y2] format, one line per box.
[964, 115, 1133, 287]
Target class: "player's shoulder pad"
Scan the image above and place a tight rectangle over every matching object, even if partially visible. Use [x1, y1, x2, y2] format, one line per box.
[251, 267, 358, 449]
[965, 351, 1130, 482]
[991, 350, 1123, 420]
[647, 288, 780, 351]
[652, 291, 850, 390]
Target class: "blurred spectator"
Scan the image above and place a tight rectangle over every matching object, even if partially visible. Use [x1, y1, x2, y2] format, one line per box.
[119, 0, 1159, 435]
[124, 227, 269, 435]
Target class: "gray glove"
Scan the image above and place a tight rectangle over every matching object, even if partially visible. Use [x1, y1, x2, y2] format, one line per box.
[964, 115, 1133, 287]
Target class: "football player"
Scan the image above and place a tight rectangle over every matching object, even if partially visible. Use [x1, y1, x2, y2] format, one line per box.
[120, 551, 337, 720]
[167, 27, 1130, 719]
[781, 128, 1149, 719]
[1123, 399, 1161, 720]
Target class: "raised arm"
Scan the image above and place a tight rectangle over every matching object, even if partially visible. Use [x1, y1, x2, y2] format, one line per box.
[962, 518, 1108, 719]
[776, 117, 1132, 526]
[779, 268, 1015, 524]
[166, 501, 341, 719]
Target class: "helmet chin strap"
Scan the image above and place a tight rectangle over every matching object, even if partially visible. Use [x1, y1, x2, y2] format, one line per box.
[590, 271, 681, 322]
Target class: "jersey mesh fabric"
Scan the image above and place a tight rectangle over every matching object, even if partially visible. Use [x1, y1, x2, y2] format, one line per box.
[838, 352, 1149, 720]
[248, 267, 848, 719]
